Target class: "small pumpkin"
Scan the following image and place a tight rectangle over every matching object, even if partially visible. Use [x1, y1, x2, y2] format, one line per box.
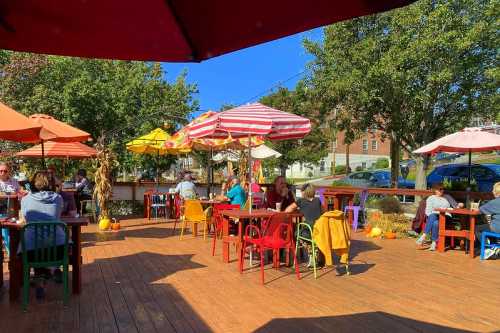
[384, 231, 396, 239]
[111, 219, 121, 231]
[364, 224, 372, 234]
[369, 227, 382, 238]
[98, 217, 111, 231]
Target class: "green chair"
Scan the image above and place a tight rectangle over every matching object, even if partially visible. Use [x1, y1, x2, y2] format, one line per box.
[21, 221, 69, 311]
[295, 222, 318, 279]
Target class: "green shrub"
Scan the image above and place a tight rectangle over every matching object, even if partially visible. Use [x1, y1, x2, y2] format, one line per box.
[331, 180, 351, 187]
[377, 196, 403, 214]
[307, 171, 314, 178]
[335, 165, 346, 174]
[355, 165, 363, 172]
[374, 158, 389, 169]
[442, 177, 478, 191]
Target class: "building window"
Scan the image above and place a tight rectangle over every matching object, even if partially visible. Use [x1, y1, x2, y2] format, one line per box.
[320, 160, 325, 172]
[371, 140, 378, 151]
[362, 139, 368, 153]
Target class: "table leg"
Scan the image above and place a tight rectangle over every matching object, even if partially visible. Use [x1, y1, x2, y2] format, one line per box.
[71, 225, 82, 294]
[437, 213, 446, 253]
[222, 218, 229, 263]
[333, 196, 340, 210]
[144, 194, 148, 218]
[9, 229, 21, 302]
[193, 223, 198, 237]
[469, 216, 476, 258]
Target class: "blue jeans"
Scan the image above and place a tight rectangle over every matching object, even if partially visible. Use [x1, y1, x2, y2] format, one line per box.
[424, 214, 440, 242]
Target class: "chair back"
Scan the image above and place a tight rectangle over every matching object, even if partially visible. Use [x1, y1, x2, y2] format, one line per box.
[151, 193, 167, 205]
[262, 213, 293, 244]
[359, 189, 369, 209]
[21, 221, 69, 266]
[174, 193, 182, 219]
[252, 192, 265, 208]
[183, 199, 205, 219]
[316, 188, 326, 205]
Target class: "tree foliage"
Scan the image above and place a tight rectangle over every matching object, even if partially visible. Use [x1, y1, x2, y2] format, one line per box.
[0, 52, 198, 176]
[305, 0, 498, 188]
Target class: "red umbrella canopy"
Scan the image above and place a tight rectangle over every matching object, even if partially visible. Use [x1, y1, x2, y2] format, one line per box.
[188, 102, 311, 140]
[0, 101, 42, 142]
[16, 141, 97, 159]
[0, 0, 415, 62]
[413, 128, 500, 154]
[28, 114, 91, 143]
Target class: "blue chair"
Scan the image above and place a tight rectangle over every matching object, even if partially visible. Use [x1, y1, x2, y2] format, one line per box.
[480, 231, 500, 260]
[151, 193, 167, 220]
[343, 189, 368, 232]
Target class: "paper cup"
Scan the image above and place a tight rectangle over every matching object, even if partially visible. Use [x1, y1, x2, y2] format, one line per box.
[275, 202, 282, 211]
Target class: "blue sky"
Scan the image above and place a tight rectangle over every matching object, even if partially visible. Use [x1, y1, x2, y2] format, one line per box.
[162, 28, 323, 113]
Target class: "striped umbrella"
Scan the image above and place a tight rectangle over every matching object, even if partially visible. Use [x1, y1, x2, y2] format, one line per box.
[188, 103, 311, 140]
[188, 103, 311, 211]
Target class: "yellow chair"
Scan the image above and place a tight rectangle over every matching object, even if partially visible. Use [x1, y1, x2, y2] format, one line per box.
[179, 199, 209, 240]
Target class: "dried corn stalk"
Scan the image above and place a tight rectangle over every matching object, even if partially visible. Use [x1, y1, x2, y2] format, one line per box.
[93, 137, 116, 219]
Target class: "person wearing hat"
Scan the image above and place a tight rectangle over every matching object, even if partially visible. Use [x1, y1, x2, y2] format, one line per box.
[175, 173, 197, 199]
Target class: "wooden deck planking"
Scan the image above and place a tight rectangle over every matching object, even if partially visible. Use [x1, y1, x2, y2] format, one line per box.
[1, 217, 499, 333]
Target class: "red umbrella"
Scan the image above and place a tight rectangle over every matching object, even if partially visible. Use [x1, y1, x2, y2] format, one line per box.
[28, 114, 91, 143]
[0, 0, 414, 62]
[16, 141, 97, 159]
[188, 102, 311, 210]
[0, 101, 41, 142]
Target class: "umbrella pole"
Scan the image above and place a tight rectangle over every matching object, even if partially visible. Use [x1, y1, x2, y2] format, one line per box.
[248, 134, 252, 213]
[156, 150, 160, 190]
[207, 147, 212, 198]
[41, 140, 46, 169]
[467, 150, 472, 208]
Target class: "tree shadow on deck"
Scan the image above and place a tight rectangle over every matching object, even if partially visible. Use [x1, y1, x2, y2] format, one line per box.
[254, 312, 480, 333]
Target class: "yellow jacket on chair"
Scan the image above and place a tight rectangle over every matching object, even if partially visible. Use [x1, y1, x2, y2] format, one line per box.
[313, 210, 350, 266]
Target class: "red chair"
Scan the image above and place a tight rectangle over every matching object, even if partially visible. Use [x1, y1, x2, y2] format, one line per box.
[240, 213, 300, 284]
[211, 204, 240, 256]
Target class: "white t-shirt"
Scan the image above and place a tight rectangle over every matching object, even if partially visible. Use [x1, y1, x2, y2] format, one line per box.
[0, 178, 20, 193]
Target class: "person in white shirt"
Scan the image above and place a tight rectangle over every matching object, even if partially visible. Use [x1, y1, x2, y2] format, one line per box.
[175, 173, 197, 199]
[0, 162, 20, 194]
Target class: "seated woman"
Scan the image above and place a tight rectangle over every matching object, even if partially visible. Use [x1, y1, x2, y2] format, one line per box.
[47, 165, 77, 217]
[175, 173, 197, 199]
[285, 183, 323, 266]
[20, 171, 65, 298]
[416, 183, 463, 251]
[221, 177, 246, 209]
[476, 182, 500, 259]
[266, 176, 295, 211]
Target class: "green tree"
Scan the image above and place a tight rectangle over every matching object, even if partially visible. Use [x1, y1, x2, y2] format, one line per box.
[0, 53, 198, 177]
[306, 0, 498, 189]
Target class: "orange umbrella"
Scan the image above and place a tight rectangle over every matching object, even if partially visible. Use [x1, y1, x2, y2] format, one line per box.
[29, 114, 91, 143]
[16, 141, 97, 159]
[0, 101, 42, 142]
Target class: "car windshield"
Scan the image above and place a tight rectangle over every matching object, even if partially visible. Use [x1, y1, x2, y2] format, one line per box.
[374, 172, 390, 180]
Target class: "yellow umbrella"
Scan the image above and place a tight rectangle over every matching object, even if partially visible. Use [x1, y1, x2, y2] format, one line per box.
[126, 128, 173, 155]
[126, 128, 178, 187]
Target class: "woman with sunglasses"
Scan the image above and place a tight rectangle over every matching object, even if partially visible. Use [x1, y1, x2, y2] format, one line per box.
[416, 183, 463, 251]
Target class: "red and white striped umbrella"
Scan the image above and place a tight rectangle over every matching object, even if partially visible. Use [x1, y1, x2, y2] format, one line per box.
[188, 103, 311, 140]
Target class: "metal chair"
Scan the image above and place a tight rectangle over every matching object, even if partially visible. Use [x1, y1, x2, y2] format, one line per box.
[480, 231, 500, 260]
[150, 193, 168, 220]
[343, 189, 368, 231]
[295, 222, 319, 279]
[21, 221, 69, 311]
[80, 199, 97, 223]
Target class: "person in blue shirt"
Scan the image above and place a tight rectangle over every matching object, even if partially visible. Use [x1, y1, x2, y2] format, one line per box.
[223, 177, 247, 209]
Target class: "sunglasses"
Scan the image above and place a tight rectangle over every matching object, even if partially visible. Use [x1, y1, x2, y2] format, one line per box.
[0, 170, 8, 173]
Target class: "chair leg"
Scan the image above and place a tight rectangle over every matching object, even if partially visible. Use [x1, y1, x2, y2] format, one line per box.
[22, 266, 29, 311]
[290, 245, 301, 280]
[311, 242, 317, 279]
[211, 229, 217, 256]
[63, 263, 69, 306]
[240, 242, 245, 273]
[179, 219, 186, 240]
[203, 222, 207, 240]
[260, 248, 265, 285]
[352, 207, 359, 232]
[172, 218, 178, 235]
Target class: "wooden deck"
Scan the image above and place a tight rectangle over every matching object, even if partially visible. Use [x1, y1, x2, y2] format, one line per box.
[2, 217, 499, 333]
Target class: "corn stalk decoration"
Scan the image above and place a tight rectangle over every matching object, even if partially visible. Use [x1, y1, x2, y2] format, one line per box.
[93, 137, 116, 219]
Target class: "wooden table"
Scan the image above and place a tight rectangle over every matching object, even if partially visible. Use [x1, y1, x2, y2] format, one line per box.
[0, 216, 89, 302]
[435, 208, 481, 258]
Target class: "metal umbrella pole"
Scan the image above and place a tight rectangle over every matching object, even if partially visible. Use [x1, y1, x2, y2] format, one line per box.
[248, 133, 252, 213]
[466, 149, 472, 208]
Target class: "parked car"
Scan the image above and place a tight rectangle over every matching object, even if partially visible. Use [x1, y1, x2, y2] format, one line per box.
[433, 152, 463, 162]
[427, 163, 500, 192]
[340, 170, 415, 188]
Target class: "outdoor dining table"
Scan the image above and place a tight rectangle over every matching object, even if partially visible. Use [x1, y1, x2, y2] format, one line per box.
[220, 209, 303, 265]
[435, 208, 481, 258]
[0, 216, 89, 302]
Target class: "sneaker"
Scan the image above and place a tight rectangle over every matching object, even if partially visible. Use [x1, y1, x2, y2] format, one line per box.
[483, 248, 495, 259]
[429, 241, 437, 251]
[416, 234, 426, 246]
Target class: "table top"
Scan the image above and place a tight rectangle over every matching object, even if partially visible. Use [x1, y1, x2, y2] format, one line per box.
[0, 194, 20, 199]
[200, 199, 229, 205]
[221, 209, 303, 219]
[1, 216, 90, 229]
[435, 208, 481, 216]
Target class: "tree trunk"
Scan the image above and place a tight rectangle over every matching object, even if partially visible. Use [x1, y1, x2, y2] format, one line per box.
[331, 143, 337, 176]
[345, 144, 350, 175]
[415, 155, 429, 190]
[280, 165, 287, 177]
[390, 139, 400, 188]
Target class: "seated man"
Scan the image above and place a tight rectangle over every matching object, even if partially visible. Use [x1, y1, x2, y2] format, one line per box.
[75, 169, 93, 214]
[476, 182, 500, 259]
[175, 173, 197, 199]
[265, 175, 295, 211]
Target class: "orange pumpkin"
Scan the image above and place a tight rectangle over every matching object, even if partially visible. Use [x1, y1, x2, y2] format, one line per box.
[364, 224, 372, 234]
[111, 219, 121, 231]
[384, 232, 396, 239]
